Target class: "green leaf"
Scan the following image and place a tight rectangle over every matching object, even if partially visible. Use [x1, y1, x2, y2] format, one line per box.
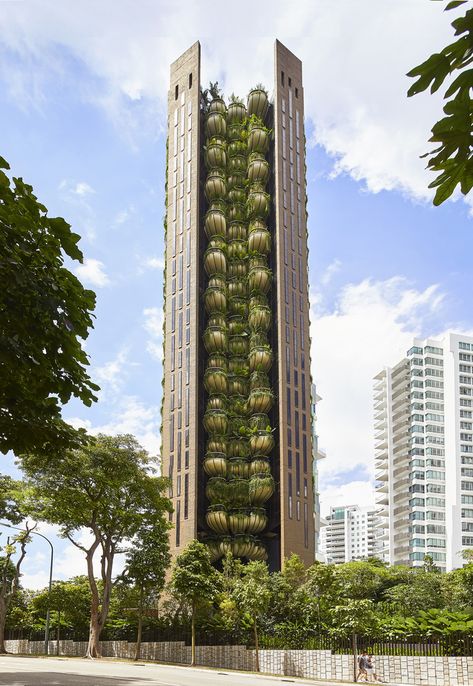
[445, 1, 467, 10]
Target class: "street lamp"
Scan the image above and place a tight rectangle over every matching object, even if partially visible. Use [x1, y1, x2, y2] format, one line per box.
[0, 522, 54, 655]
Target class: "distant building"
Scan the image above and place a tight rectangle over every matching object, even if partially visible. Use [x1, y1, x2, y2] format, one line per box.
[321, 504, 376, 564]
[373, 332, 473, 572]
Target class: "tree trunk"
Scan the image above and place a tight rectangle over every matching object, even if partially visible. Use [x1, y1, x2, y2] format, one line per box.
[86, 614, 102, 658]
[190, 600, 196, 667]
[56, 610, 61, 656]
[352, 632, 358, 682]
[0, 599, 7, 655]
[254, 616, 259, 673]
[135, 587, 144, 661]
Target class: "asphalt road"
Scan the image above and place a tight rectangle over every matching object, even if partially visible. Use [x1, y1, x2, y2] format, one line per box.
[0, 656, 337, 686]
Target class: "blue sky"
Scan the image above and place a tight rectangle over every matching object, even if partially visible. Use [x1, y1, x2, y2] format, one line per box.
[1, 0, 473, 587]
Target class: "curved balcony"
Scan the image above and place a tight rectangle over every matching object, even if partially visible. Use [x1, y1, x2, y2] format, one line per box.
[227, 173, 245, 190]
[203, 326, 227, 354]
[205, 111, 226, 138]
[247, 189, 270, 219]
[228, 154, 247, 175]
[229, 334, 249, 356]
[203, 453, 228, 478]
[228, 140, 246, 157]
[247, 508, 268, 534]
[205, 143, 227, 170]
[206, 395, 226, 411]
[206, 505, 229, 534]
[228, 458, 250, 480]
[249, 474, 274, 505]
[208, 98, 227, 115]
[203, 409, 228, 436]
[228, 509, 251, 534]
[248, 127, 269, 154]
[204, 172, 226, 202]
[227, 439, 249, 459]
[249, 413, 270, 430]
[227, 221, 247, 241]
[248, 228, 271, 254]
[248, 541, 268, 561]
[249, 431, 274, 455]
[227, 187, 247, 205]
[249, 346, 272, 373]
[227, 240, 247, 261]
[227, 477, 250, 509]
[206, 539, 223, 563]
[227, 316, 246, 335]
[231, 534, 255, 558]
[207, 352, 227, 370]
[227, 101, 246, 124]
[204, 246, 226, 277]
[228, 203, 246, 222]
[248, 306, 271, 332]
[248, 155, 269, 185]
[204, 368, 228, 395]
[227, 278, 247, 298]
[204, 286, 227, 315]
[247, 89, 269, 120]
[204, 209, 226, 239]
[207, 436, 227, 454]
[206, 476, 228, 504]
[227, 123, 243, 141]
[227, 260, 246, 279]
[248, 388, 273, 414]
[249, 457, 271, 476]
[228, 375, 249, 396]
[228, 296, 248, 318]
[228, 356, 248, 374]
[208, 274, 226, 291]
[248, 266, 272, 295]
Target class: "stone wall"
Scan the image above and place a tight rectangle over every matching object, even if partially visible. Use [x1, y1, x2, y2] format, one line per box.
[5, 639, 473, 685]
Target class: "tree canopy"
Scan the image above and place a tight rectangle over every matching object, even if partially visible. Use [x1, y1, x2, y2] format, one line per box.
[407, 1, 473, 205]
[20, 433, 171, 657]
[0, 155, 99, 457]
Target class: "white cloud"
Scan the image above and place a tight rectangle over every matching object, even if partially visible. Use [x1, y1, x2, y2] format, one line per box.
[74, 181, 94, 196]
[143, 306, 164, 360]
[312, 276, 446, 513]
[94, 348, 129, 396]
[75, 257, 110, 287]
[320, 480, 375, 518]
[143, 256, 165, 271]
[320, 259, 342, 286]
[0, 1, 466, 204]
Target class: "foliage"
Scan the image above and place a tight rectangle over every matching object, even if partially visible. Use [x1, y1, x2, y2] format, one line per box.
[0, 156, 99, 456]
[329, 599, 380, 639]
[30, 577, 92, 636]
[407, 1, 473, 205]
[0, 475, 24, 524]
[20, 433, 171, 658]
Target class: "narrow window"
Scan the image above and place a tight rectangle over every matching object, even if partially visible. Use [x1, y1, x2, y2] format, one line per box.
[281, 70, 285, 87]
[175, 501, 181, 546]
[175, 84, 179, 100]
[288, 76, 292, 88]
[188, 73, 192, 89]
[295, 87, 299, 98]
[184, 474, 189, 519]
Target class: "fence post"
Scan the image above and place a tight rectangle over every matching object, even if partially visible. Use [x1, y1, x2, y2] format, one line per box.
[352, 633, 358, 682]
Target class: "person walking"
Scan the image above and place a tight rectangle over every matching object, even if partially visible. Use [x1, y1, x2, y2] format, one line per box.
[356, 652, 368, 682]
[366, 655, 382, 682]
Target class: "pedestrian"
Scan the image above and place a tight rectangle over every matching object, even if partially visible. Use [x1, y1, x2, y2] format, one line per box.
[366, 655, 381, 682]
[356, 652, 368, 682]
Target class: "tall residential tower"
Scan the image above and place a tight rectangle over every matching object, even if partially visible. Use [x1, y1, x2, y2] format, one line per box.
[373, 333, 473, 572]
[161, 41, 316, 570]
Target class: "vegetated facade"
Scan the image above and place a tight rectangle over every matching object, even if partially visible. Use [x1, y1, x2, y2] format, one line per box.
[321, 505, 376, 564]
[161, 41, 316, 570]
[373, 332, 473, 571]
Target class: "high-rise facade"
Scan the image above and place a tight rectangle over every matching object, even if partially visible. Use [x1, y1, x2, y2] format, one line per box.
[161, 41, 315, 570]
[321, 505, 376, 564]
[373, 333, 473, 572]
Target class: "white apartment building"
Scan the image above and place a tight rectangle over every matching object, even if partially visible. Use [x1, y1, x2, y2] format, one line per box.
[373, 332, 473, 572]
[320, 504, 376, 564]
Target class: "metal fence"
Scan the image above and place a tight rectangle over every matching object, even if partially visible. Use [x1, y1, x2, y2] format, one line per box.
[5, 628, 473, 657]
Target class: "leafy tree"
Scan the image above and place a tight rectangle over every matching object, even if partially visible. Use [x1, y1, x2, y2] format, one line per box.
[334, 560, 388, 601]
[0, 155, 98, 457]
[30, 577, 92, 640]
[330, 599, 380, 682]
[407, 1, 473, 205]
[383, 569, 445, 616]
[0, 522, 35, 652]
[20, 433, 171, 658]
[121, 519, 171, 660]
[0, 475, 23, 524]
[170, 540, 220, 666]
[233, 561, 271, 672]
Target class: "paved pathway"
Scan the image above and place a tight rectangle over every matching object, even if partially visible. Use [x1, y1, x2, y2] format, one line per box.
[0, 656, 350, 686]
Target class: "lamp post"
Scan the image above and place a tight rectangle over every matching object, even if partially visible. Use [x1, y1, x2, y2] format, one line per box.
[0, 522, 54, 655]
